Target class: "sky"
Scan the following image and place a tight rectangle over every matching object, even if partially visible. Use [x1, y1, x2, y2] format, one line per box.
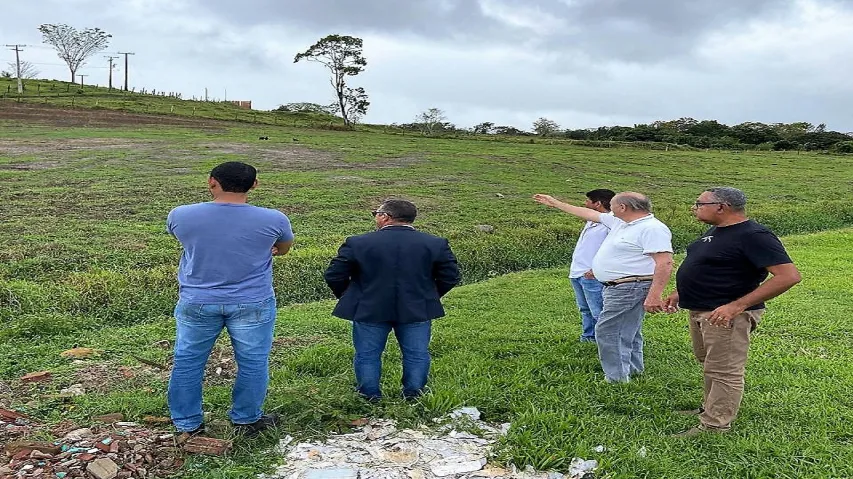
[2, 0, 852, 131]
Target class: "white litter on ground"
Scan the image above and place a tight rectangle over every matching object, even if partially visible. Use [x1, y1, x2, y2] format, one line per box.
[261, 408, 598, 479]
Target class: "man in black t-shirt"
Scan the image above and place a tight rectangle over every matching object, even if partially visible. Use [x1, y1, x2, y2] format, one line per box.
[664, 187, 801, 437]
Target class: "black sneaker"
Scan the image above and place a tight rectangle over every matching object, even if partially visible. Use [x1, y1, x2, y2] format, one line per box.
[234, 413, 280, 437]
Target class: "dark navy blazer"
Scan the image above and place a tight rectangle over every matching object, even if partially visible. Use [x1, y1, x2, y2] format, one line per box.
[324, 225, 461, 324]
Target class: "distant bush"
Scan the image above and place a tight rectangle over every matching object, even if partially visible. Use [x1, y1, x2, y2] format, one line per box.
[834, 141, 853, 154]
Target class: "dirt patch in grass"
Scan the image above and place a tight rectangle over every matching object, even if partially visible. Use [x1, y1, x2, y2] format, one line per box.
[0, 101, 229, 130]
[196, 142, 345, 171]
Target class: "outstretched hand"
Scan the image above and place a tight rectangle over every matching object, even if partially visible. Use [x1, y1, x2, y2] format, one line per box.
[533, 194, 565, 208]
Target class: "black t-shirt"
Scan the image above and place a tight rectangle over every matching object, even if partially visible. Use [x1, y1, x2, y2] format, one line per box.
[676, 220, 792, 311]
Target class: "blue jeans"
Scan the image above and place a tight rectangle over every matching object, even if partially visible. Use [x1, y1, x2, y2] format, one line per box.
[570, 277, 604, 341]
[168, 297, 276, 431]
[352, 320, 432, 399]
[595, 282, 650, 382]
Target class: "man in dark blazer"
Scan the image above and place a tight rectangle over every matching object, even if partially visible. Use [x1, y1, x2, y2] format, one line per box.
[324, 199, 461, 401]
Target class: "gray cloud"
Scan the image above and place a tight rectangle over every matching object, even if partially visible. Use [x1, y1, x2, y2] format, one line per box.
[196, 0, 798, 62]
[2, 0, 853, 131]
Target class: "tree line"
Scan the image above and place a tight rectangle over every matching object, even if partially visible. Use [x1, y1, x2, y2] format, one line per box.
[11, 25, 852, 152]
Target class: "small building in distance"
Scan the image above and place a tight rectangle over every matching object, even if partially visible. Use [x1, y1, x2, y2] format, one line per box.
[228, 100, 252, 110]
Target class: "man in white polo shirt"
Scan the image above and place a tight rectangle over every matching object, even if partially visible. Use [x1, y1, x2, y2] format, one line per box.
[534, 192, 673, 382]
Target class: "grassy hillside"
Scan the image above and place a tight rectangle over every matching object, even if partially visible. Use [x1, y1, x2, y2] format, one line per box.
[0, 77, 342, 128]
[1, 229, 851, 478]
[1, 121, 852, 339]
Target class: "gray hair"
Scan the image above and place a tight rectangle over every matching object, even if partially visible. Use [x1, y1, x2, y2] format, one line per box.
[614, 193, 652, 212]
[706, 187, 747, 212]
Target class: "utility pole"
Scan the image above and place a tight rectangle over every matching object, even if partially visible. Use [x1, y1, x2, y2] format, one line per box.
[79, 74, 87, 87]
[5, 44, 24, 94]
[105, 56, 118, 89]
[117, 52, 135, 91]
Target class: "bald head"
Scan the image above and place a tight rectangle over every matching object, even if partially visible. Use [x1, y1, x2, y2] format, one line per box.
[613, 192, 652, 212]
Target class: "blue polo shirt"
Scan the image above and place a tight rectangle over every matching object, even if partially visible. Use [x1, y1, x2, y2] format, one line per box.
[166, 202, 294, 303]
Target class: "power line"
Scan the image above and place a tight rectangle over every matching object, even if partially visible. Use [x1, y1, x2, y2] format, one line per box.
[0, 59, 110, 68]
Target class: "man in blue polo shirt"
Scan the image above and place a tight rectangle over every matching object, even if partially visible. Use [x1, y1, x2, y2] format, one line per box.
[166, 161, 294, 437]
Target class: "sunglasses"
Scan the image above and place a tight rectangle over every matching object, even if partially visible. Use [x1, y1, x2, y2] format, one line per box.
[371, 210, 392, 217]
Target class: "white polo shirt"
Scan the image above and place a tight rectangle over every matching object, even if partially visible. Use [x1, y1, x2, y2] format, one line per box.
[569, 220, 610, 278]
[592, 213, 673, 282]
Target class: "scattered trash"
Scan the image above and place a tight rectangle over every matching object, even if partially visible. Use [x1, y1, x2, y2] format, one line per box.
[446, 407, 482, 422]
[475, 225, 496, 234]
[60, 384, 86, 397]
[567, 458, 598, 478]
[637, 446, 648, 458]
[0, 422, 189, 477]
[264, 408, 593, 479]
[495, 193, 505, 198]
[593, 445, 606, 453]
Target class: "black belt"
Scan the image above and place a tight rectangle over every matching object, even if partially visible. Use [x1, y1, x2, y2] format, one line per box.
[602, 275, 654, 287]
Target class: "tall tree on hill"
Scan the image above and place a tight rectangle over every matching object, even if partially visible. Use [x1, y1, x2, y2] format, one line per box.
[294, 35, 369, 128]
[38, 24, 111, 83]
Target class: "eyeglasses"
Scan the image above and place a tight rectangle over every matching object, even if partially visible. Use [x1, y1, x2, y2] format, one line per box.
[371, 210, 392, 217]
[691, 202, 726, 208]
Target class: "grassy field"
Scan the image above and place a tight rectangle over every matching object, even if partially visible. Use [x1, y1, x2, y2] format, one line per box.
[1, 120, 852, 333]
[1, 113, 853, 477]
[1, 227, 851, 478]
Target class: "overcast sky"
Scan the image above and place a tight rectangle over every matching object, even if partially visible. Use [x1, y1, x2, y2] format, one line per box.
[2, 0, 852, 131]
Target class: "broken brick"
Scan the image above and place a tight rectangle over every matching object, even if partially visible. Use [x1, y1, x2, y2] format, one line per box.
[4, 441, 61, 457]
[20, 371, 52, 383]
[142, 416, 171, 425]
[0, 408, 28, 422]
[86, 457, 119, 479]
[182, 436, 232, 455]
[93, 413, 124, 424]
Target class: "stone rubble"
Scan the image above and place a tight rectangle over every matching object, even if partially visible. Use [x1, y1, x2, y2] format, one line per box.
[0, 412, 213, 479]
[262, 408, 597, 479]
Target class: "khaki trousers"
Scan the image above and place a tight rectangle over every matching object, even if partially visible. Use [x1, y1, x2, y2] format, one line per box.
[688, 309, 764, 430]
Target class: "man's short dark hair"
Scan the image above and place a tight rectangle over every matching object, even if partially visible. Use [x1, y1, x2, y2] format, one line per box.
[586, 189, 616, 210]
[210, 162, 257, 193]
[379, 199, 418, 223]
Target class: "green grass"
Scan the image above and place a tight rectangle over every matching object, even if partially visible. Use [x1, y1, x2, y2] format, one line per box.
[1, 228, 851, 478]
[0, 78, 343, 128]
[1, 115, 852, 477]
[1, 121, 852, 338]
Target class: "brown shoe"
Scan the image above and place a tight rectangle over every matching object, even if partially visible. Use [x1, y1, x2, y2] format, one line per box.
[675, 407, 704, 416]
[672, 425, 727, 438]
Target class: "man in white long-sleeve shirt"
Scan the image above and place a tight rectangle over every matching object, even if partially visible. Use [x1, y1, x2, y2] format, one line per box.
[568, 189, 615, 343]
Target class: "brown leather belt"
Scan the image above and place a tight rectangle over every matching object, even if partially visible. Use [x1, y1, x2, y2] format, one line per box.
[602, 275, 654, 287]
